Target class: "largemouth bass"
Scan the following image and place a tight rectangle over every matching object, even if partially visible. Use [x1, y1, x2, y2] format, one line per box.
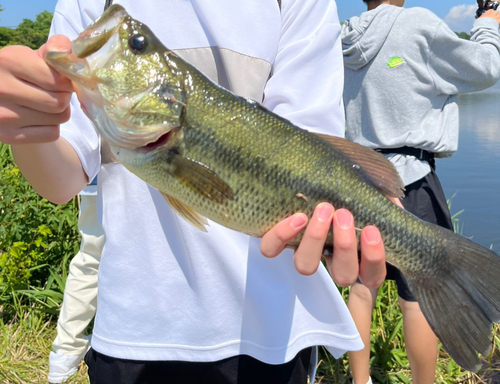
[46, 5, 500, 371]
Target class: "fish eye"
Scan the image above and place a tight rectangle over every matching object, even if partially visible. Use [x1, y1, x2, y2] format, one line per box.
[129, 34, 148, 54]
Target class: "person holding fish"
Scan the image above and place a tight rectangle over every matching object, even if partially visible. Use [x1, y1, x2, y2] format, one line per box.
[0, 1, 391, 383]
[342, 0, 500, 383]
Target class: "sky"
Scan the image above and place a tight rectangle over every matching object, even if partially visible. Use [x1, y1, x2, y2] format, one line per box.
[0, 0, 484, 33]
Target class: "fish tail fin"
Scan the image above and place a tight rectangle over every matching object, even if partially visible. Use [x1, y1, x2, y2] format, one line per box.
[406, 227, 500, 372]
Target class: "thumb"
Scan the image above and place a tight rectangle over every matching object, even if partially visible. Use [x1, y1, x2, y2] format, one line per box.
[38, 34, 72, 59]
[37, 34, 74, 92]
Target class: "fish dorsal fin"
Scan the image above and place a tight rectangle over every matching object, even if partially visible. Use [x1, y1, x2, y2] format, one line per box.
[315, 134, 405, 199]
[161, 192, 209, 232]
[170, 153, 234, 204]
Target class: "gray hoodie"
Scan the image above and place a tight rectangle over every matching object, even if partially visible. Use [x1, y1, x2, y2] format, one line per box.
[342, 5, 500, 185]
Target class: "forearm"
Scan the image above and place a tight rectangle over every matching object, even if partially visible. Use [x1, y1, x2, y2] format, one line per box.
[471, 16, 500, 71]
[12, 136, 88, 204]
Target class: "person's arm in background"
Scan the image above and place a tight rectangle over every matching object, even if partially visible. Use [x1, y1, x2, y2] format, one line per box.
[0, 36, 88, 204]
[428, 9, 500, 94]
[260, 0, 386, 286]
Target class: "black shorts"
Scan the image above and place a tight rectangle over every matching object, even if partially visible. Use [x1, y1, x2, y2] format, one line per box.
[386, 168, 454, 302]
[84, 347, 313, 384]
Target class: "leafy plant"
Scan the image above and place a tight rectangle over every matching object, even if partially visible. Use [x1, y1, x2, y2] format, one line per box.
[0, 9, 53, 49]
[447, 193, 465, 235]
[0, 27, 14, 47]
[13, 10, 53, 49]
[0, 143, 80, 319]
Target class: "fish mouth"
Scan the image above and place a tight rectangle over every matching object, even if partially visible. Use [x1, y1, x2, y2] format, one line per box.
[72, 5, 127, 59]
[44, 5, 127, 83]
[137, 131, 173, 153]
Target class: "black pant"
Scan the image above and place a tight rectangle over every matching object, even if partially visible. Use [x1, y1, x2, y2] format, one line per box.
[85, 348, 312, 384]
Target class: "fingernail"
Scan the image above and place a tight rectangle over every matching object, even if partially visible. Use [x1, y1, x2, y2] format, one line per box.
[290, 214, 307, 229]
[336, 209, 353, 228]
[364, 226, 380, 244]
[317, 203, 334, 222]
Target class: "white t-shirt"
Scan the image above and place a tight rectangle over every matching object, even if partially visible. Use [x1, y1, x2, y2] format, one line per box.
[51, 0, 362, 364]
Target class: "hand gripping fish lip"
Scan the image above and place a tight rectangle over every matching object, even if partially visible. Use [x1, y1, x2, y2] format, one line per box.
[45, 5, 176, 150]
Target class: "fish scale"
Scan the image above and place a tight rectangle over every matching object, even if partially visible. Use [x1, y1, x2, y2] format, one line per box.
[136, 64, 419, 252]
[45, 4, 500, 372]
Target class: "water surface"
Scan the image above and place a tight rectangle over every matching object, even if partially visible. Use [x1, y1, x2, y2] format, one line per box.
[437, 86, 500, 252]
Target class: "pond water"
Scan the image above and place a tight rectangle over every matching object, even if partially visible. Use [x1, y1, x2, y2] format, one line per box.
[437, 84, 500, 253]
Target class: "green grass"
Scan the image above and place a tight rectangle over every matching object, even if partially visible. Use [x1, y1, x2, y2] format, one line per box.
[2, 285, 500, 383]
[0, 313, 89, 384]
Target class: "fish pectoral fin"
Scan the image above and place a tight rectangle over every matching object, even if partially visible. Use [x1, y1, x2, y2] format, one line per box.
[161, 192, 209, 232]
[171, 154, 234, 204]
[314, 134, 405, 199]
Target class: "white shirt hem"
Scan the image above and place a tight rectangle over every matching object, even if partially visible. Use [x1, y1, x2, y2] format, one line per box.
[90, 331, 363, 364]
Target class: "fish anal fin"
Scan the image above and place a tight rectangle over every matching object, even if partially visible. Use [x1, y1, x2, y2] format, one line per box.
[170, 154, 234, 204]
[161, 192, 209, 232]
[315, 134, 405, 199]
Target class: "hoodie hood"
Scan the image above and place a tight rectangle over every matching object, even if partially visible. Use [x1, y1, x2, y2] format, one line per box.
[342, 4, 405, 71]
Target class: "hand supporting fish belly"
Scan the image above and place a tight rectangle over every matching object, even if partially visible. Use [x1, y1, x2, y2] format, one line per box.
[45, 4, 500, 372]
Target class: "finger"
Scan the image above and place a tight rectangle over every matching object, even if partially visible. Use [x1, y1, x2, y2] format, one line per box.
[294, 203, 334, 276]
[0, 103, 71, 129]
[2, 125, 61, 145]
[328, 208, 359, 287]
[37, 35, 75, 92]
[0, 78, 73, 114]
[260, 213, 308, 258]
[0, 39, 73, 93]
[359, 226, 386, 289]
[38, 34, 73, 57]
[0, 43, 73, 113]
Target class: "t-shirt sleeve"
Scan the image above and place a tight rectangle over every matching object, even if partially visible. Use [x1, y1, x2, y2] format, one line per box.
[49, 6, 101, 184]
[427, 17, 500, 95]
[262, 0, 345, 138]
